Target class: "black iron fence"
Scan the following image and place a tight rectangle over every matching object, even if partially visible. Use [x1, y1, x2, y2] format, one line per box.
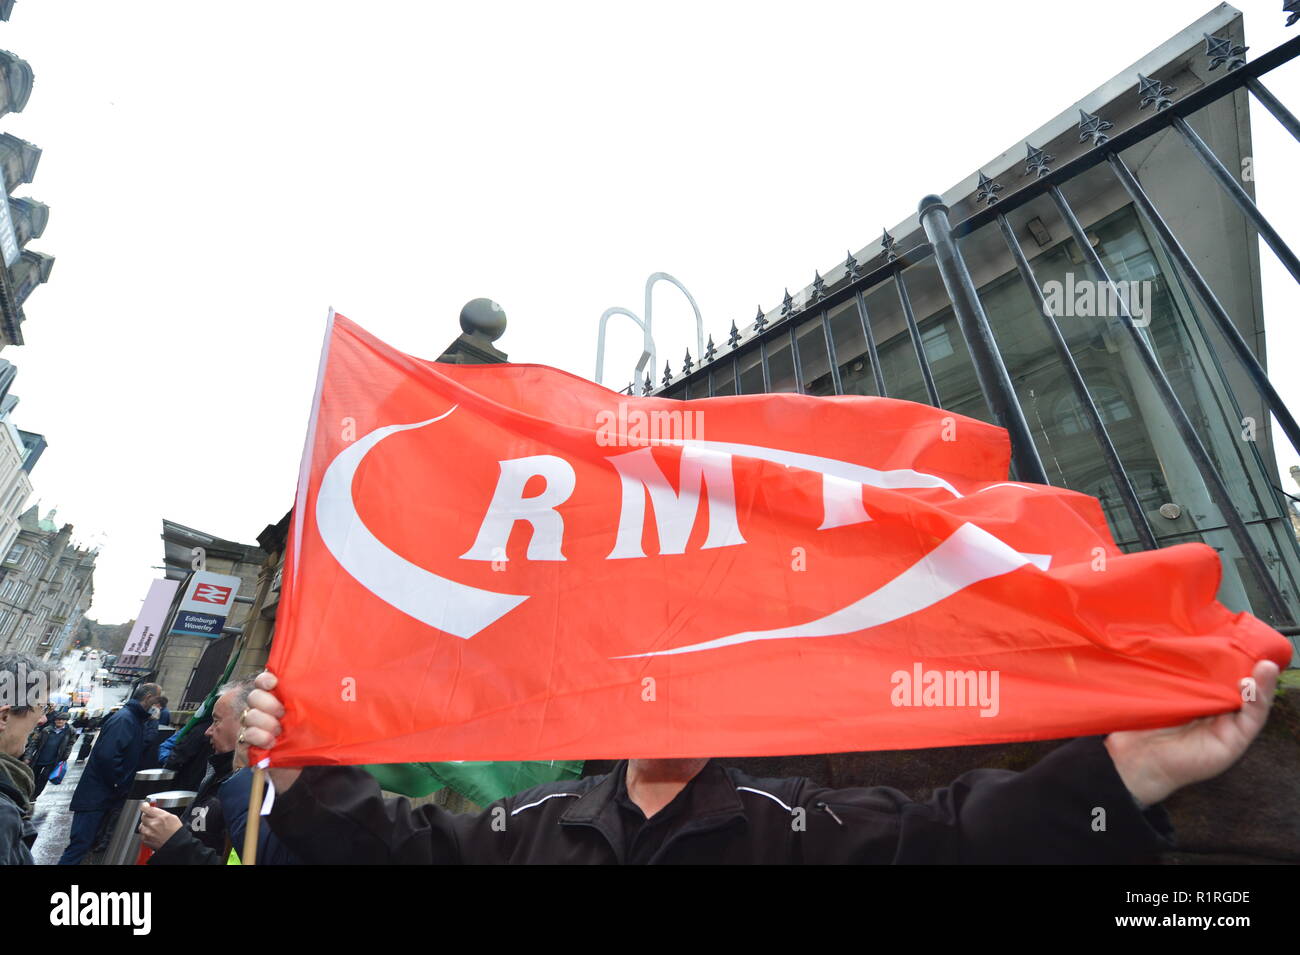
[633, 19, 1300, 635]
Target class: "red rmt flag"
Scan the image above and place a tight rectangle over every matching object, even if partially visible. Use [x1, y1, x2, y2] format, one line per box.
[259, 312, 1292, 766]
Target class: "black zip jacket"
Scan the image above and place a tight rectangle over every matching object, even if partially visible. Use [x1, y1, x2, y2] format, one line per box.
[149, 750, 235, 865]
[266, 736, 1176, 864]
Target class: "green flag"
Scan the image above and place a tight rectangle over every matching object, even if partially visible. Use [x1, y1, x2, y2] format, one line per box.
[363, 760, 583, 806]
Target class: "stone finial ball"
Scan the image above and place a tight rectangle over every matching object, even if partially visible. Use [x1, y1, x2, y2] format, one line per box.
[459, 298, 507, 341]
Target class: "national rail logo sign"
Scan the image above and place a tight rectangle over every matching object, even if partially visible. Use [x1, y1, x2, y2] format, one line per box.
[192, 582, 233, 605]
[257, 312, 1291, 767]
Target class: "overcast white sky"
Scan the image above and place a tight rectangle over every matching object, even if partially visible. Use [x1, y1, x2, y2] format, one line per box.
[2, 1, 1298, 622]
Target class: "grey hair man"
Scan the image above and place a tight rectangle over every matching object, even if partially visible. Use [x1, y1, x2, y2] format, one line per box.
[138, 677, 256, 864]
[0, 652, 54, 864]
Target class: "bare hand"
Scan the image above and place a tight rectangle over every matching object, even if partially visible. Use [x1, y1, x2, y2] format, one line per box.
[1104, 659, 1280, 807]
[138, 803, 183, 850]
[243, 671, 302, 793]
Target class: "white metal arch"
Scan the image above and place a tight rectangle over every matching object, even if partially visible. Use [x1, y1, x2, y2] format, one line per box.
[595, 272, 705, 395]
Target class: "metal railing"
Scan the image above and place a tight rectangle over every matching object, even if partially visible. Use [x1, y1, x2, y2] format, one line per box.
[642, 19, 1300, 631]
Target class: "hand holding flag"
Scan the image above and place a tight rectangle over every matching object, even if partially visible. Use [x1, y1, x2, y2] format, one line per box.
[1104, 658, 1280, 807]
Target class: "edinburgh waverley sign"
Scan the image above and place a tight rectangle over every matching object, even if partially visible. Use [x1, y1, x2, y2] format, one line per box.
[168, 570, 241, 638]
[256, 313, 1289, 766]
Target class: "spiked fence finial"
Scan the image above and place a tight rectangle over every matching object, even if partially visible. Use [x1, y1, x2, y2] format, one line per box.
[881, 229, 899, 262]
[976, 171, 1002, 206]
[728, 320, 741, 347]
[1137, 73, 1176, 111]
[844, 249, 862, 281]
[812, 270, 827, 301]
[1204, 32, 1248, 71]
[704, 334, 717, 361]
[754, 305, 768, 333]
[1287, 0, 1299, 27]
[1024, 142, 1054, 179]
[683, 348, 694, 375]
[1077, 108, 1113, 146]
[662, 360, 673, 387]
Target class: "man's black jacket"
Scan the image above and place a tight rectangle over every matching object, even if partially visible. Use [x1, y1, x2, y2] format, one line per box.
[149, 750, 235, 865]
[266, 736, 1176, 864]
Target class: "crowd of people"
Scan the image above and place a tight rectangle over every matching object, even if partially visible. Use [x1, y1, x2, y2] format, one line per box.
[0, 648, 1285, 865]
[0, 652, 297, 866]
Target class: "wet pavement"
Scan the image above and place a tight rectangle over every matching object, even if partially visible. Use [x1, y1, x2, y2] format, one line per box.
[29, 654, 132, 864]
[29, 751, 82, 864]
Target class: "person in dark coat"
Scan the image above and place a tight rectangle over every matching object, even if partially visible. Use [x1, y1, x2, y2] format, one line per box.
[140, 695, 168, 770]
[139, 681, 245, 864]
[24, 710, 75, 798]
[139, 680, 301, 867]
[0, 652, 55, 866]
[57, 682, 163, 865]
[75, 709, 103, 762]
[139, 678, 301, 865]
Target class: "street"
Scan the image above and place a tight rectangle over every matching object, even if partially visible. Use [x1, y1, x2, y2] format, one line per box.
[28, 650, 131, 865]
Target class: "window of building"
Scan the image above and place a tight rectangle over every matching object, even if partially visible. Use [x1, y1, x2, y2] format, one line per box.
[826, 299, 875, 397]
[1052, 385, 1134, 436]
[736, 347, 764, 395]
[710, 361, 736, 397]
[765, 333, 798, 394]
[921, 323, 955, 361]
[3, 486, 23, 515]
[795, 315, 835, 396]
[3, 542, 24, 565]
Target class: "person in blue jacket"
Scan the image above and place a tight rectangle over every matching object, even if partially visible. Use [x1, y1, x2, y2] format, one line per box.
[219, 766, 303, 864]
[57, 682, 163, 865]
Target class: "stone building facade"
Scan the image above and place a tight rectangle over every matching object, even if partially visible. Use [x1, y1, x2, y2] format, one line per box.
[0, 17, 53, 347]
[0, 384, 33, 559]
[0, 505, 95, 658]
